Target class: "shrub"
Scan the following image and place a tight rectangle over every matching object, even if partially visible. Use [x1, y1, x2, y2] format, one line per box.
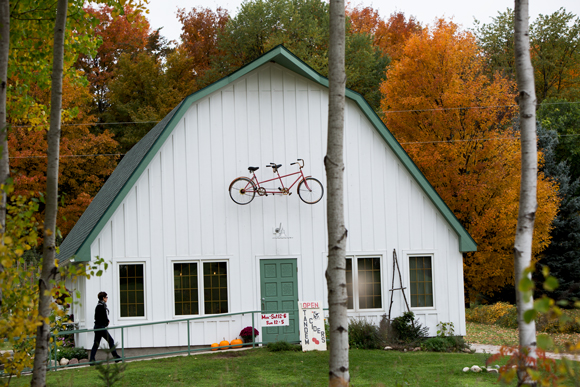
[422, 335, 470, 352]
[391, 312, 428, 344]
[466, 302, 580, 332]
[422, 337, 454, 352]
[348, 318, 384, 349]
[465, 302, 516, 326]
[56, 347, 88, 362]
[266, 341, 300, 352]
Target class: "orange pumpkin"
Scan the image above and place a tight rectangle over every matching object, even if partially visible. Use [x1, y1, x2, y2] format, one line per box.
[211, 343, 219, 351]
[231, 338, 243, 348]
[219, 339, 230, 350]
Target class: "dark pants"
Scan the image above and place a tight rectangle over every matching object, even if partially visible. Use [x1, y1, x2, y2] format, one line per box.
[90, 326, 120, 361]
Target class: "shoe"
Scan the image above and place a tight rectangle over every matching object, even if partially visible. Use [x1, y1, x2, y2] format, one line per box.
[113, 355, 122, 363]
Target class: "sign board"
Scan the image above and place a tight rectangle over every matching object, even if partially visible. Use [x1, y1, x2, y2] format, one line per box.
[261, 312, 290, 327]
[298, 301, 327, 351]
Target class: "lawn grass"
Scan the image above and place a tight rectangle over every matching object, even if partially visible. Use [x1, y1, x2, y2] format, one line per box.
[5, 348, 506, 387]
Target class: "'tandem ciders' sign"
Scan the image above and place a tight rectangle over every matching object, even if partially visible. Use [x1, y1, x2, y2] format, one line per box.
[298, 301, 327, 351]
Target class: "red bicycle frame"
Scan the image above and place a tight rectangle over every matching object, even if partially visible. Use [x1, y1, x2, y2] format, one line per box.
[248, 162, 313, 195]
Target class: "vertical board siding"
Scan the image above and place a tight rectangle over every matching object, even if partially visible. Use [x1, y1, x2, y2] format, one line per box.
[83, 63, 467, 348]
[137, 171, 150, 258]
[173, 121, 189, 257]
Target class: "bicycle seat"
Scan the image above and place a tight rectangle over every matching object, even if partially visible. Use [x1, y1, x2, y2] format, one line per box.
[268, 164, 282, 169]
[248, 166, 259, 172]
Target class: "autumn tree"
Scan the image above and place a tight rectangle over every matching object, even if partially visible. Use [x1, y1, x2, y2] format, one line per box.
[177, 6, 229, 81]
[347, 7, 422, 61]
[76, 5, 150, 118]
[8, 75, 118, 238]
[380, 19, 559, 300]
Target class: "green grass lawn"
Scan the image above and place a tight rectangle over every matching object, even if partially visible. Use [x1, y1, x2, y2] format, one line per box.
[6, 348, 505, 387]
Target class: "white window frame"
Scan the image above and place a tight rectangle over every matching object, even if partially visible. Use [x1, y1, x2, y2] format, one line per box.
[170, 258, 230, 318]
[405, 252, 436, 310]
[116, 261, 148, 321]
[345, 255, 384, 311]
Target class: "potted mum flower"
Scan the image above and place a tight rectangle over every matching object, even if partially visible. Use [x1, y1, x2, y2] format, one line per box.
[239, 326, 259, 343]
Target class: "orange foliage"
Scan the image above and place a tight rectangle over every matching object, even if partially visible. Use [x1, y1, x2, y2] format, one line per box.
[177, 7, 229, 79]
[347, 6, 422, 61]
[380, 19, 560, 300]
[77, 5, 150, 114]
[9, 74, 119, 237]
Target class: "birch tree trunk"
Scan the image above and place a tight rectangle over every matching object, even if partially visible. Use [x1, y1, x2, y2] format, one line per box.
[325, 0, 348, 386]
[31, 0, 68, 384]
[0, 0, 9, 308]
[514, 0, 538, 385]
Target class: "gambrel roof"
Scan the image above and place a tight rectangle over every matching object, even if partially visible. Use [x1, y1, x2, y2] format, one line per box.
[59, 45, 476, 263]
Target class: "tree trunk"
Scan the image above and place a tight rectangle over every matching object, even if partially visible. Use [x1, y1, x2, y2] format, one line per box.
[514, 0, 538, 385]
[325, 0, 348, 386]
[30, 0, 68, 384]
[0, 0, 9, 308]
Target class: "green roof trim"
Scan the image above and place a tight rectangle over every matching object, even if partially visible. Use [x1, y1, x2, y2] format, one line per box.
[58, 45, 476, 263]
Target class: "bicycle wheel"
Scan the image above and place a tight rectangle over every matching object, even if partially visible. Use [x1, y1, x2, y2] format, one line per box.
[229, 177, 256, 205]
[297, 177, 324, 204]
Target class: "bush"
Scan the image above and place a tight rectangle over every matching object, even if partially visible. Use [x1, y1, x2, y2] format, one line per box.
[422, 335, 470, 352]
[422, 337, 454, 352]
[266, 341, 300, 352]
[348, 318, 384, 349]
[465, 302, 516, 327]
[466, 302, 580, 333]
[391, 312, 428, 344]
[55, 346, 87, 362]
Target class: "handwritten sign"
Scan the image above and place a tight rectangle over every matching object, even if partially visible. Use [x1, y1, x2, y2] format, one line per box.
[298, 301, 327, 352]
[261, 312, 290, 326]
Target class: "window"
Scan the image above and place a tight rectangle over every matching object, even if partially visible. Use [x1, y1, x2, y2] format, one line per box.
[345, 256, 382, 310]
[174, 263, 199, 315]
[203, 262, 228, 314]
[409, 256, 433, 307]
[119, 264, 145, 317]
[172, 261, 229, 316]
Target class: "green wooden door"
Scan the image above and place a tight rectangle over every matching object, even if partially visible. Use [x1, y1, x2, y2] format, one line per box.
[260, 259, 299, 344]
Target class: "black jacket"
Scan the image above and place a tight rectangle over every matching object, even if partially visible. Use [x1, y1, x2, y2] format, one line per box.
[94, 301, 110, 328]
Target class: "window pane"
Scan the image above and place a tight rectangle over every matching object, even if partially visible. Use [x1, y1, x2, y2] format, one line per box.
[356, 258, 381, 309]
[203, 262, 228, 314]
[174, 263, 199, 316]
[119, 264, 145, 317]
[409, 256, 433, 307]
[346, 259, 353, 309]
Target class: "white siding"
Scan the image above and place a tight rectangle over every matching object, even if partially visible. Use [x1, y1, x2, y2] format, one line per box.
[79, 63, 467, 348]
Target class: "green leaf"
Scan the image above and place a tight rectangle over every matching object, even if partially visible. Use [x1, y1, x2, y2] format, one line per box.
[534, 297, 551, 313]
[524, 309, 537, 324]
[541, 265, 550, 277]
[543, 276, 559, 292]
[519, 276, 534, 292]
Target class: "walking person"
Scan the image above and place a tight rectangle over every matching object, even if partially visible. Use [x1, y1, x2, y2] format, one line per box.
[89, 291, 121, 363]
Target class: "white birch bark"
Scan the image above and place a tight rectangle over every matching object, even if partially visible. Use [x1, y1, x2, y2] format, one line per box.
[0, 0, 9, 308]
[514, 0, 538, 385]
[325, 0, 348, 385]
[31, 0, 68, 384]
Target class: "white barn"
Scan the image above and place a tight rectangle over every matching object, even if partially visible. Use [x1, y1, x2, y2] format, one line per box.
[59, 46, 476, 349]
